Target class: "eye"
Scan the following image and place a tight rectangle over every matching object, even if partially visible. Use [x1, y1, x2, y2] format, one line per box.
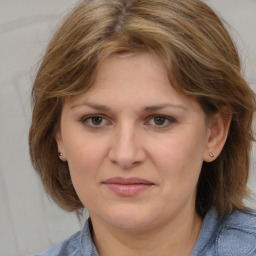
[146, 115, 175, 128]
[82, 115, 109, 127]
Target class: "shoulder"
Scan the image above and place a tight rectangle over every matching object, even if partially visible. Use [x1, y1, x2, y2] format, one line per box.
[216, 209, 256, 256]
[192, 208, 256, 256]
[32, 219, 98, 256]
[223, 209, 256, 230]
[32, 231, 82, 256]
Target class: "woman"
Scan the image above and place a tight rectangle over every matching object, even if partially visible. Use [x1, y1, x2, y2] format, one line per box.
[30, 0, 256, 255]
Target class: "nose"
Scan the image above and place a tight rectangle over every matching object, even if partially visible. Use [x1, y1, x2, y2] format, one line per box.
[108, 123, 146, 169]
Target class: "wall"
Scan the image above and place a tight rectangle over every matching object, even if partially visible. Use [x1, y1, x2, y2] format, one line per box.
[0, 1, 255, 255]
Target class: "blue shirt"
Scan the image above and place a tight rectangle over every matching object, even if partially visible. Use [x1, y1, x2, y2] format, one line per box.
[34, 208, 256, 256]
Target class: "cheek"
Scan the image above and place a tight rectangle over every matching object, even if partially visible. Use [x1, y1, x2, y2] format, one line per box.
[151, 129, 207, 182]
[67, 142, 103, 176]
[65, 140, 105, 207]
[64, 134, 110, 187]
[151, 137, 204, 207]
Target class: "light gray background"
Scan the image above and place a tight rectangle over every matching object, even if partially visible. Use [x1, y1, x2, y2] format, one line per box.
[0, 1, 255, 256]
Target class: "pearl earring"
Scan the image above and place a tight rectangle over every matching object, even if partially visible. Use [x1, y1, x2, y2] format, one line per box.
[209, 152, 214, 157]
[58, 152, 63, 157]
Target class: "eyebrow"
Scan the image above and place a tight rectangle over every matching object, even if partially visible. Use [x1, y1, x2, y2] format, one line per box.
[143, 103, 187, 112]
[71, 102, 111, 111]
[70, 102, 187, 112]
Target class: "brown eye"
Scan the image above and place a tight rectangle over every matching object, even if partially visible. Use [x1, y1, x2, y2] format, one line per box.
[91, 116, 103, 125]
[153, 116, 166, 126]
[146, 115, 175, 128]
[82, 115, 108, 127]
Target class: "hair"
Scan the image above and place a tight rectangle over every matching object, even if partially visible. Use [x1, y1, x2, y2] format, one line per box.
[29, 0, 256, 218]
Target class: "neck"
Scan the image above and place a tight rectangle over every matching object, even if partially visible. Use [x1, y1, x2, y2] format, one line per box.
[91, 210, 202, 256]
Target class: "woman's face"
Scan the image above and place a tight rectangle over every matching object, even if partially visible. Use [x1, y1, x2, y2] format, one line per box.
[57, 53, 214, 232]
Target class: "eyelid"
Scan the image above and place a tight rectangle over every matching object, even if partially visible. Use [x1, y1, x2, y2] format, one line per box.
[145, 114, 176, 127]
[146, 114, 176, 121]
[80, 113, 176, 130]
[81, 114, 111, 128]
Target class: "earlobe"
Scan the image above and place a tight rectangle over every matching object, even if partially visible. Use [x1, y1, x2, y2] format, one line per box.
[56, 131, 67, 161]
[204, 109, 232, 162]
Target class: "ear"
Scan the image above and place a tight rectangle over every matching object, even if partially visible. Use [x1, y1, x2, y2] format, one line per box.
[203, 107, 232, 162]
[56, 131, 67, 162]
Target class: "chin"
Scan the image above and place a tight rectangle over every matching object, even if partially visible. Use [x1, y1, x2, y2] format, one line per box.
[101, 206, 160, 232]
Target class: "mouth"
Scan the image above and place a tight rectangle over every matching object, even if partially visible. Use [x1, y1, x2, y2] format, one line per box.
[102, 177, 155, 196]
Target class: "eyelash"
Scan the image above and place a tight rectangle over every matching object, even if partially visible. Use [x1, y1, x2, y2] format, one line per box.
[81, 115, 110, 128]
[145, 115, 176, 128]
[80, 114, 176, 129]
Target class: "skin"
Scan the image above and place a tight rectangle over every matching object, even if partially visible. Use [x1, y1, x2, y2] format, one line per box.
[56, 53, 230, 256]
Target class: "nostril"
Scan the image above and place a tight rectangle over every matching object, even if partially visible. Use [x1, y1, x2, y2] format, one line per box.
[108, 146, 146, 169]
[107, 128, 146, 168]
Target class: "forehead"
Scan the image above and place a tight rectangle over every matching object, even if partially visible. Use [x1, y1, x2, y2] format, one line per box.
[64, 52, 204, 116]
[67, 53, 172, 100]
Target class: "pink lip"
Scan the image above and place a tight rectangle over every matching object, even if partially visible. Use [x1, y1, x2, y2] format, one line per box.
[102, 177, 154, 196]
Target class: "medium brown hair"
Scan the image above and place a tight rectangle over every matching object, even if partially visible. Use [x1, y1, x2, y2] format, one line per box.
[29, 0, 256, 217]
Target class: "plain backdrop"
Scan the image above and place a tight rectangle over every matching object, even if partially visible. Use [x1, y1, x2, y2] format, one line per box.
[0, 1, 255, 255]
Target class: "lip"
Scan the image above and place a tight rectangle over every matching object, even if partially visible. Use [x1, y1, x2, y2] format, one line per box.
[102, 177, 155, 196]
